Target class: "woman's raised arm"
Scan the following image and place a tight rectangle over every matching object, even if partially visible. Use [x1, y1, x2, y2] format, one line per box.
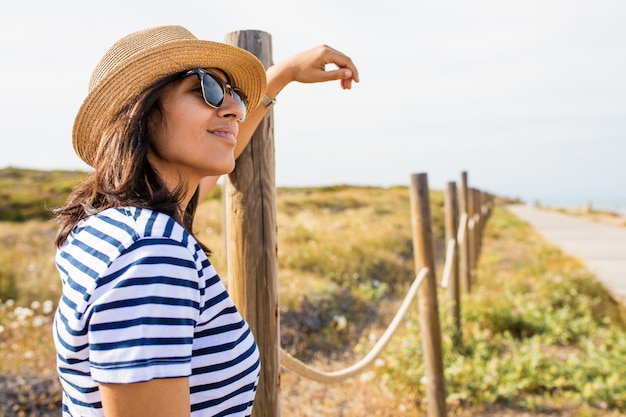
[198, 44, 359, 200]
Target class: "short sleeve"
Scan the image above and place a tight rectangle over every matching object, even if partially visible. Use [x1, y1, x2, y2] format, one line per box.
[87, 237, 201, 384]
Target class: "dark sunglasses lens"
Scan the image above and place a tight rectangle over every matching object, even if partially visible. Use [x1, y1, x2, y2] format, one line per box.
[232, 92, 247, 121]
[201, 74, 225, 107]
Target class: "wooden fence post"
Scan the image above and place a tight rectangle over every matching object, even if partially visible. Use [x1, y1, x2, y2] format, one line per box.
[458, 171, 471, 293]
[409, 173, 447, 417]
[470, 188, 481, 268]
[476, 190, 484, 257]
[223, 30, 281, 417]
[444, 181, 461, 346]
[467, 188, 478, 286]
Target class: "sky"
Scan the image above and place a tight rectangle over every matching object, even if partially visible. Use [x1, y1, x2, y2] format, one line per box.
[1, 0, 625, 212]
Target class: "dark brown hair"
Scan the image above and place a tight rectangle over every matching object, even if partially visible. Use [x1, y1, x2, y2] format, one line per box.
[53, 72, 209, 253]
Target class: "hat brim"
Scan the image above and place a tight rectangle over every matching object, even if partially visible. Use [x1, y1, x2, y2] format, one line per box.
[73, 39, 266, 167]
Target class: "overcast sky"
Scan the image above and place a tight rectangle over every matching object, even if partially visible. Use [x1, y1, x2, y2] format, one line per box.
[1, 0, 625, 211]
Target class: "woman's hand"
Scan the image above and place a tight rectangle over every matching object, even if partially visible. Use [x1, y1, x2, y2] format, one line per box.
[265, 44, 360, 97]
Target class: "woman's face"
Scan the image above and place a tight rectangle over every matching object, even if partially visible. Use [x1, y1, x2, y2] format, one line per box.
[147, 68, 244, 193]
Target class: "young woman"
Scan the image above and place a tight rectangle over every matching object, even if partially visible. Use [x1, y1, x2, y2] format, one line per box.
[52, 25, 358, 417]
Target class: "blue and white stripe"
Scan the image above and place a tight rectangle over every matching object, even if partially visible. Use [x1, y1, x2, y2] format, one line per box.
[53, 207, 259, 416]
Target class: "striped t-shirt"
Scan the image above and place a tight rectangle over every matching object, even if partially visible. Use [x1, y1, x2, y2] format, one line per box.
[53, 207, 260, 416]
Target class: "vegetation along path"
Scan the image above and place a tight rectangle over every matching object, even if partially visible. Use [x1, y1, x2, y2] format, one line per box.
[507, 204, 626, 305]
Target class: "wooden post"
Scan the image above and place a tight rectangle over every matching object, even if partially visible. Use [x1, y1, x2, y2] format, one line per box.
[485, 193, 493, 220]
[471, 188, 480, 267]
[444, 181, 461, 346]
[223, 30, 281, 417]
[476, 190, 484, 257]
[409, 173, 447, 417]
[467, 188, 477, 285]
[458, 171, 471, 293]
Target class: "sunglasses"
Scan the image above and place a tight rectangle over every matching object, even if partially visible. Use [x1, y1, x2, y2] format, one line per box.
[184, 68, 249, 122]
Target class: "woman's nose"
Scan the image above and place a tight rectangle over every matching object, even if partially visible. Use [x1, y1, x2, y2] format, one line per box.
[219, 93, 245, 122]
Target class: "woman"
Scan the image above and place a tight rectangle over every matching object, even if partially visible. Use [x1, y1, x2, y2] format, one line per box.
[52, 25, 358, 417]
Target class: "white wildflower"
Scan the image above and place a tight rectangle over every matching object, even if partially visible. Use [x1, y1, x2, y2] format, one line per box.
[42, 300, 54, 315]
[13, 306, 34, 322]
[360, 371, 375, 383]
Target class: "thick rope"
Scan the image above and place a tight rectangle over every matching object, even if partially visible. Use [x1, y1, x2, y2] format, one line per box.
[457, 212, 468, 244]
[441, 212, 469, 288]
[440, 239, 456, 289]
[279, 267, 429, 384]
[468, 213, 480, 231]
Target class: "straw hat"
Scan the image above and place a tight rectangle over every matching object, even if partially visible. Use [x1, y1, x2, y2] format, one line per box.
[73, 25, 267, 167]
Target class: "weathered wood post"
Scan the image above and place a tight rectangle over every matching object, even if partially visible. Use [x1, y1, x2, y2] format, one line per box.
[467, 187, 477, 286]
[484, 192, 493, 221]
[223, 30, 281, 417]
[458, 171, 471, 293]
[485, 192, 493, 221]
[409, 173, 447, 417]
[471, 188, 481, 267]
[444, 181, 461, 346]
[476, 190, 484, 258]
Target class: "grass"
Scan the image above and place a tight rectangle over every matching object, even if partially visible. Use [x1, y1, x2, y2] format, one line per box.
[355, 206, 626, 416]
[0, 169, 625, 416]
[0, 167, 85, 221]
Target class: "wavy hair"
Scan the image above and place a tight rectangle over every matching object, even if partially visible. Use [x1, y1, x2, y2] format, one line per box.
[53, 72, 209, 254]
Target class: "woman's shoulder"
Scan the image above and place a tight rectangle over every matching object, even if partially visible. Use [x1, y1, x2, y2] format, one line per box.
[69, 207, 196, 255]
[79, 207, 181, 235]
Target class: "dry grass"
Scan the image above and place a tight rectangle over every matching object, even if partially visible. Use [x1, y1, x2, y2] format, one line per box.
[1, 187, 625, 416]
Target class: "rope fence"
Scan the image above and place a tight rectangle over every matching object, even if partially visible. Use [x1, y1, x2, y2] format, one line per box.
[279, 188, 491, 381]
[279, 267, 429, 383]
[273, 173, 493, 417]
[224, 29, 496, 417]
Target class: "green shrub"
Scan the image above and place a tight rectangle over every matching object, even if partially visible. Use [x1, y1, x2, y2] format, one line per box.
[365, 205, 626, 413]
